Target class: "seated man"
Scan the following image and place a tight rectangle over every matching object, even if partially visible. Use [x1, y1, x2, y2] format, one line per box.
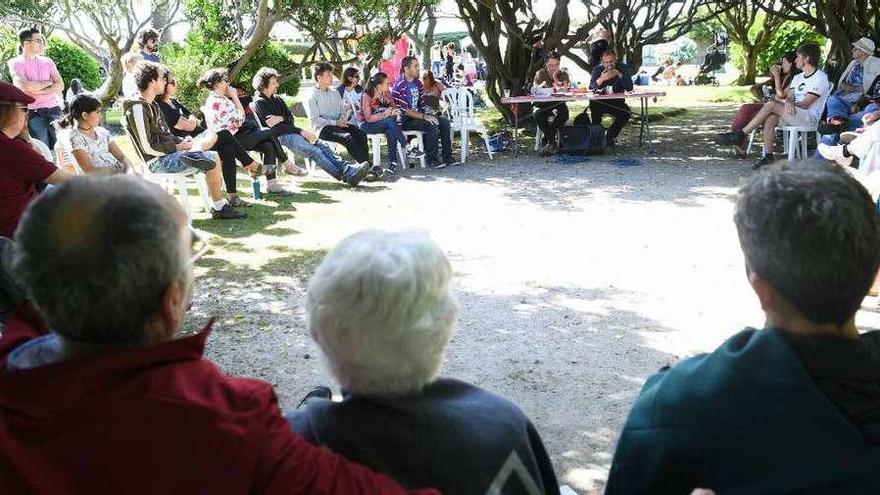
[287, 229, 560, 495]
[606, 163, 880, 493]
[818, 106, 880, 172]
[720, 44, 831, 169]
[818, 37, 880, 140]
[584, 50, 633, 147]
[532, 51, 570, 156]
[308, 63, 371, 171]
[393, 56, 458, 169]
[0, 81, 72, 238]
[0, 176, 438, 495]
[251, 67, 370, 186]
[122, 61, 245, 220]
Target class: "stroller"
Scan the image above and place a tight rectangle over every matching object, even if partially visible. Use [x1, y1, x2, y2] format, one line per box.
[693, 32, 728, 86]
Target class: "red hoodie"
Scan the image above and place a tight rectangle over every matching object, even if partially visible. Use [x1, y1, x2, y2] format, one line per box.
[0, 306, 439, 495]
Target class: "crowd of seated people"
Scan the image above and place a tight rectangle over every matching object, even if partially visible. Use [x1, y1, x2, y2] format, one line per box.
[2, 161, 879, 492]
[719, 44, 830, 169]
[817, 37, 880, 144]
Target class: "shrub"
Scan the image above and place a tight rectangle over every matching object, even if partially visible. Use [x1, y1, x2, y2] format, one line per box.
[46, 37, 103, 90]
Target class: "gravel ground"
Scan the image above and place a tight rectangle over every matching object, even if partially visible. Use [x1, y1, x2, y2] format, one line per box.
[184, 103, 880, 494]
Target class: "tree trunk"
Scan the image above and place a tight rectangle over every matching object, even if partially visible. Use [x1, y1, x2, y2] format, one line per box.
[421, 6, 437, 69]
[737, 47, 760, 85]
[94, 45, 123, 108]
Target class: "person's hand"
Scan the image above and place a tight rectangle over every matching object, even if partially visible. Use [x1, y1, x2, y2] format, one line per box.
[266, 115, 283, 127]
[226, 86, 239, 99]
[769, 65, 781, 76]
[864, 111, 880, 125]
[301, 129, 318, 143]
[187, 116, 201, 127]
[784, 101, 796, 116]
[176, 140, 193, 151]
[336, 118, 348, 127]
[424, 115, 439, 126]
[182, 119, 196, 131]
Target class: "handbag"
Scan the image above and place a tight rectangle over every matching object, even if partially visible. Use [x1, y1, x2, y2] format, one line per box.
[488, 131, 512, 152]
[558, 125, 605, 156]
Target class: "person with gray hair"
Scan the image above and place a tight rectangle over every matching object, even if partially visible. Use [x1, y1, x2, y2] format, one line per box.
[287, 229, 560, 494]
[0, 176, 439, 495]
[605, 163, 880, 493]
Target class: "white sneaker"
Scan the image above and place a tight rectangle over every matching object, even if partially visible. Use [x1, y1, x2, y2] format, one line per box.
[817, 143, 853, 167]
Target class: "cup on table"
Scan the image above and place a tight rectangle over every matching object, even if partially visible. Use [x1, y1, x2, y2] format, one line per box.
[503, 89, 511, 98]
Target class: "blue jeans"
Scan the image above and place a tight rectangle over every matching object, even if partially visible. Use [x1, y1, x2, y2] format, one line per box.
[820, 102, 879, 145]
[149, 150, 218, 174]
[360, 118, 407, 166]
[277, 132, 361, 182]
[28, 106, 61, 150]
[431, 61, 442, 76]
[402, 115, 453, 166]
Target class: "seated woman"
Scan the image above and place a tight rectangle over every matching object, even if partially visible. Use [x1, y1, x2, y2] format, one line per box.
[158, 75, 204, 139]
[336, 67, 364, 126]
[198, 68, 297, 204]
[58, 94, 131, 175]
[720, 44, 831, 169]
[720, 51, 798, 153]
[359, 72, 423, 174]
[287, 229, 560, 495]
[421, 70, 446, 115]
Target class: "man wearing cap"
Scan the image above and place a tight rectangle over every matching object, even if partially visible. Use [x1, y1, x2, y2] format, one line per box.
[7, 28, 64, 150]
[0, 81, 71, 238]
[819, 37, 880, 141]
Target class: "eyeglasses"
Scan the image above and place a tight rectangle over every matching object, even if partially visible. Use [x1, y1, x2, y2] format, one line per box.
[187, 227, 210, 267]
[25, 38, 46, 45]
[16, 105, 28, 113]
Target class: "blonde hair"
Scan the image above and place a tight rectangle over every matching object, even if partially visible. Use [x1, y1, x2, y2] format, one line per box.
[122, 52, 143, 74]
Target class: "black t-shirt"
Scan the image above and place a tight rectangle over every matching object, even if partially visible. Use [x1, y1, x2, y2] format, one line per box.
[784, 330, 880, 443]
[157, 99, 203, 138]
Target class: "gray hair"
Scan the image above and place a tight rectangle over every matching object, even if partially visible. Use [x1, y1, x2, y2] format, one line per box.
[12, 176, 188, 345]
[307, 230, 458, 396]
[734, 162, 880, 325]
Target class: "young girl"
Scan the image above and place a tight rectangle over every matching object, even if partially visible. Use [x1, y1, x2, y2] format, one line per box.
[58, 94, 131, 175]
[359, 72, 423, 173]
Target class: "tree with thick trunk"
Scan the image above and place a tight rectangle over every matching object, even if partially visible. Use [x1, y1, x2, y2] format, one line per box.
[717, 2, 786, 85]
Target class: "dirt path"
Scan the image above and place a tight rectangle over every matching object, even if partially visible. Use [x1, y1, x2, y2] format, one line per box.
[186, 103, 880, 493]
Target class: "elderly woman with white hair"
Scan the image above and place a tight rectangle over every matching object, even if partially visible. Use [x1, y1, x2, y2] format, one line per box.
[287, 230, 560, 495]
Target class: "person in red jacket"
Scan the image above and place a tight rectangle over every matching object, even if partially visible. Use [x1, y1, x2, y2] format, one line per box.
[0, 175, 439, 495]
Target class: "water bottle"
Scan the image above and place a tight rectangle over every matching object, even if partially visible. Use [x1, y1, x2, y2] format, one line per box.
[251, 177, 262, 200]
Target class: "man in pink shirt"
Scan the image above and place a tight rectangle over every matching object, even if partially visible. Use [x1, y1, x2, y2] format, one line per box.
[7, 27, 64, 150]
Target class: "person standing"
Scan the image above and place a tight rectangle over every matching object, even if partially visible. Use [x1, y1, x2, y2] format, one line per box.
[430, 41, 443, 76]
[392, 56, 457, 169]
[135, 28, 161, 63]
[588, 27, 610, 70]
[7, 27, 64, 150]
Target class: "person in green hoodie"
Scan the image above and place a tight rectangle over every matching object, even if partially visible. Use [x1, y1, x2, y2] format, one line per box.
[607, 162, 880, 493]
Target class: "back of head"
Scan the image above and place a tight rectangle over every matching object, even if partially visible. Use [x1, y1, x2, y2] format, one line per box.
[198, 68, 228, 90]
[797, 43, 821, 67]
[734, 162, 880, 326]
[13, 176, 187, 345]
[307, 230, 458, 396]
[133, 60, 163, 92]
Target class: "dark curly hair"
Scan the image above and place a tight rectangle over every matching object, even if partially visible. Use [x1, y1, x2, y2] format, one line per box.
[197, 68, 229, 90]
[136, 28, 160, 49]
[314, 62, 334, 81]
[132, 61, 165, 91]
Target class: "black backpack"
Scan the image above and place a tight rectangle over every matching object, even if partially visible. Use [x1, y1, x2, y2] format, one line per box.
[558, 125, 605, 156]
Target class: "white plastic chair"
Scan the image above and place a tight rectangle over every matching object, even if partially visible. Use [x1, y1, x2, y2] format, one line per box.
[442, 87, 494, 163]
[123, 103, 213, 221]
[367, 133, 408, 169]
[747, 126, 820, 160]
[402, 130, 428, 168]
[53, 128, 83, 174]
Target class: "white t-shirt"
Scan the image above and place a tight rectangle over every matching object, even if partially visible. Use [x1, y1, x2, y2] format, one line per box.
[788, 69, 831, 122]
[122, 74, 138, 98]
[70, 127, 124, 172]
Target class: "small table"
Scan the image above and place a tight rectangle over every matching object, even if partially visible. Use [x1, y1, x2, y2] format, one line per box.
[500, 91, 667, 151]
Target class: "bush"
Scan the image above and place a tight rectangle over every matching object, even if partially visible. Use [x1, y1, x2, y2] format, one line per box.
[729, 20, 826, 77]
[238, 40, 301, 97]
[46, 37, 102, 90]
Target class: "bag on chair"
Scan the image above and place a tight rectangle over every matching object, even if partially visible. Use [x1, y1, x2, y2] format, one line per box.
[558, 125, 605, 156]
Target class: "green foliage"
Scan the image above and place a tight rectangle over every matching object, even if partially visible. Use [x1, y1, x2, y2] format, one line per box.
[0, 28, 101, 89]
[729, 20, 825, 76]
[45, 37, 102, 90]
[656, 37, 698, 64]
[163, 0, 300, 111]
[757, 22, 825, 74]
